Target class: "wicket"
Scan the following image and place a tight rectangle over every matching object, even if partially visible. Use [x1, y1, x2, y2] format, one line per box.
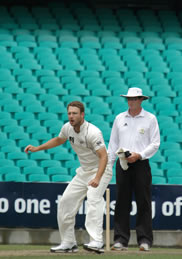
[106, 188, 110, 251]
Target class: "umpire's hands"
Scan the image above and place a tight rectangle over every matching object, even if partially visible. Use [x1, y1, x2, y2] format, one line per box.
[126, 152, 142, 163]
[24, 145, 39, 153]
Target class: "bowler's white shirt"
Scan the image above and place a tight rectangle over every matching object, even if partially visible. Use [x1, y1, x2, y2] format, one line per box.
[59, 120, 106, 171]
[108, 108, 160, 167]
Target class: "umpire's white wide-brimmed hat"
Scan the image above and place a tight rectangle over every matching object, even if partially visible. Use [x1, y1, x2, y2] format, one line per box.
[120, 87, 149, 100]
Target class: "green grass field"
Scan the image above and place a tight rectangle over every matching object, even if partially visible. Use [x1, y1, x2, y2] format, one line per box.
[0, 245, 182, 259]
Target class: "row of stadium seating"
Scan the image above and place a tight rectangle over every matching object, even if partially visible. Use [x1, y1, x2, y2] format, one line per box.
[1, 33, 182, 50]
[0, 3, 182, 184]
[0, 4, 182, 32]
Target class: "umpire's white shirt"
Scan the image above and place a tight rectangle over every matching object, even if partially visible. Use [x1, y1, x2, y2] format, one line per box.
[59, 120, 106, 172]
[108, 108, 160, 167]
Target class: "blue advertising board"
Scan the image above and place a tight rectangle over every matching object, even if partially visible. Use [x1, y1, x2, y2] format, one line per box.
[0, 182, 181, 230]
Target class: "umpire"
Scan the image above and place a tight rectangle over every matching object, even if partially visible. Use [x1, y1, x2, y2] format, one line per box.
[108, 88, 160, 251]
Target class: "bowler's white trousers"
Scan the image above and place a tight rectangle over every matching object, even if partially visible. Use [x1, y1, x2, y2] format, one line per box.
[57, 166, 112, 244]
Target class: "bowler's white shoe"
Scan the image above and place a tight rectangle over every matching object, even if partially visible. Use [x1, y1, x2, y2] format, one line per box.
[83, 240, 104, 253]
[139, 243, 150, 251]
[50, 243, 78, 253]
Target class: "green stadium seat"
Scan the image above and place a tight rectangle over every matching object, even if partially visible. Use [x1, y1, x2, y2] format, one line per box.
[61, 95, 82, 104]
[65, 160, 80, 169]
[110, 174, 116, 184]
[166, 169, 182, 178]
[37, 35, 58, 48]
[152, 169, 164, 177]
[56, 30, 75, 37]
[46, 145, 68, 155]
[167, 177, 182, 185]
[18, 139, 39, 149]
[156, 88, 176, 98]
[160, 141, 180, 151]
[26, 125, 47, 134]
[4, 173, 26, 182]
[35, 69, 55, 78]
[0, 152, 5, 159]
[16, 93, 36, 103]
[92, 88, 110, 97]
[53, 153, 74, 161]
[25, 104, 45, 113]
[39, 94, 58, 103]
[39, 76, 60, 84]
[17, 159, 37, 168]
[47, 167, 69, 176]
[150, 162, 159, 170]
[38, 112, 58, 121]
[101, 36, 122, 49]
[0, 174, 3, 181]
[80, 35, 100, 48]
[7, 152, 27, 161]
[158, 106, 178, 117]
[155, 102, 176, 113]
[59, 40, 79, 49]
[40, 160, 61, 168]
[9, 132, 29, 141]
[0, 111, 11, 119]
[0, 118, 17, 127]
[145, 71, 164, 82]
[0, 138, 16, 147]
[47, 86, 68, 96]
[17, 74, 37, 84]
[167, 153, 182, 162]
[123, 36, 144, 50]
[20, 119, 40, 128]
[51, 174, 72, 182]
[43, 119, 63, 129]
[92, 106, 111, 116]
[3, 104, 23, 113]
[167, 133, 182, 143]
[85, 113, 104, 123]
[152, 176, 167, 184]
[28, 174, 50, 182]
[39, 59, 62, 70]
[88, 100, 108, 110]
[169, 61, 182, 72]
[16, 34, 36, 47]
[23, 166, 44, 175]
[0, 159, 14, 168]
[47, 104, 67, 114]
[0, 166, 21, 175]
[166, 38, 182, 50]
[150, 151, 165, 163]
[1, 144, 20, 153]
[162, 128, 181, 140]
[161, 162, 181, 172]
[80, 70, 99, 80]
[14, 112, 35, 120]
[29, 152, 51, 161]
[77, 30, 96, 38]
[150, 96, 171, 105]
[175, 114, 182, 127]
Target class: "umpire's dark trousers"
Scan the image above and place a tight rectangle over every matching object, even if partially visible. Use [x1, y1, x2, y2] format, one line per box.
[114, 159, 153, 247]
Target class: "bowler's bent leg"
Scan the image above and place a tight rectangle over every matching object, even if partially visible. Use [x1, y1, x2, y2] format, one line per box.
[85, 169, 112, 243]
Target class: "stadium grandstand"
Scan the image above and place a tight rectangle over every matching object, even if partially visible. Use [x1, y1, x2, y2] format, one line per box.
[0, 0, 182, 185]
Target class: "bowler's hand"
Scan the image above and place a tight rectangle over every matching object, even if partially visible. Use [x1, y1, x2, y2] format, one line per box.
[126, 152, 141, 163]
[88, 177, 100, 188]
[24, 145, 38, 154]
